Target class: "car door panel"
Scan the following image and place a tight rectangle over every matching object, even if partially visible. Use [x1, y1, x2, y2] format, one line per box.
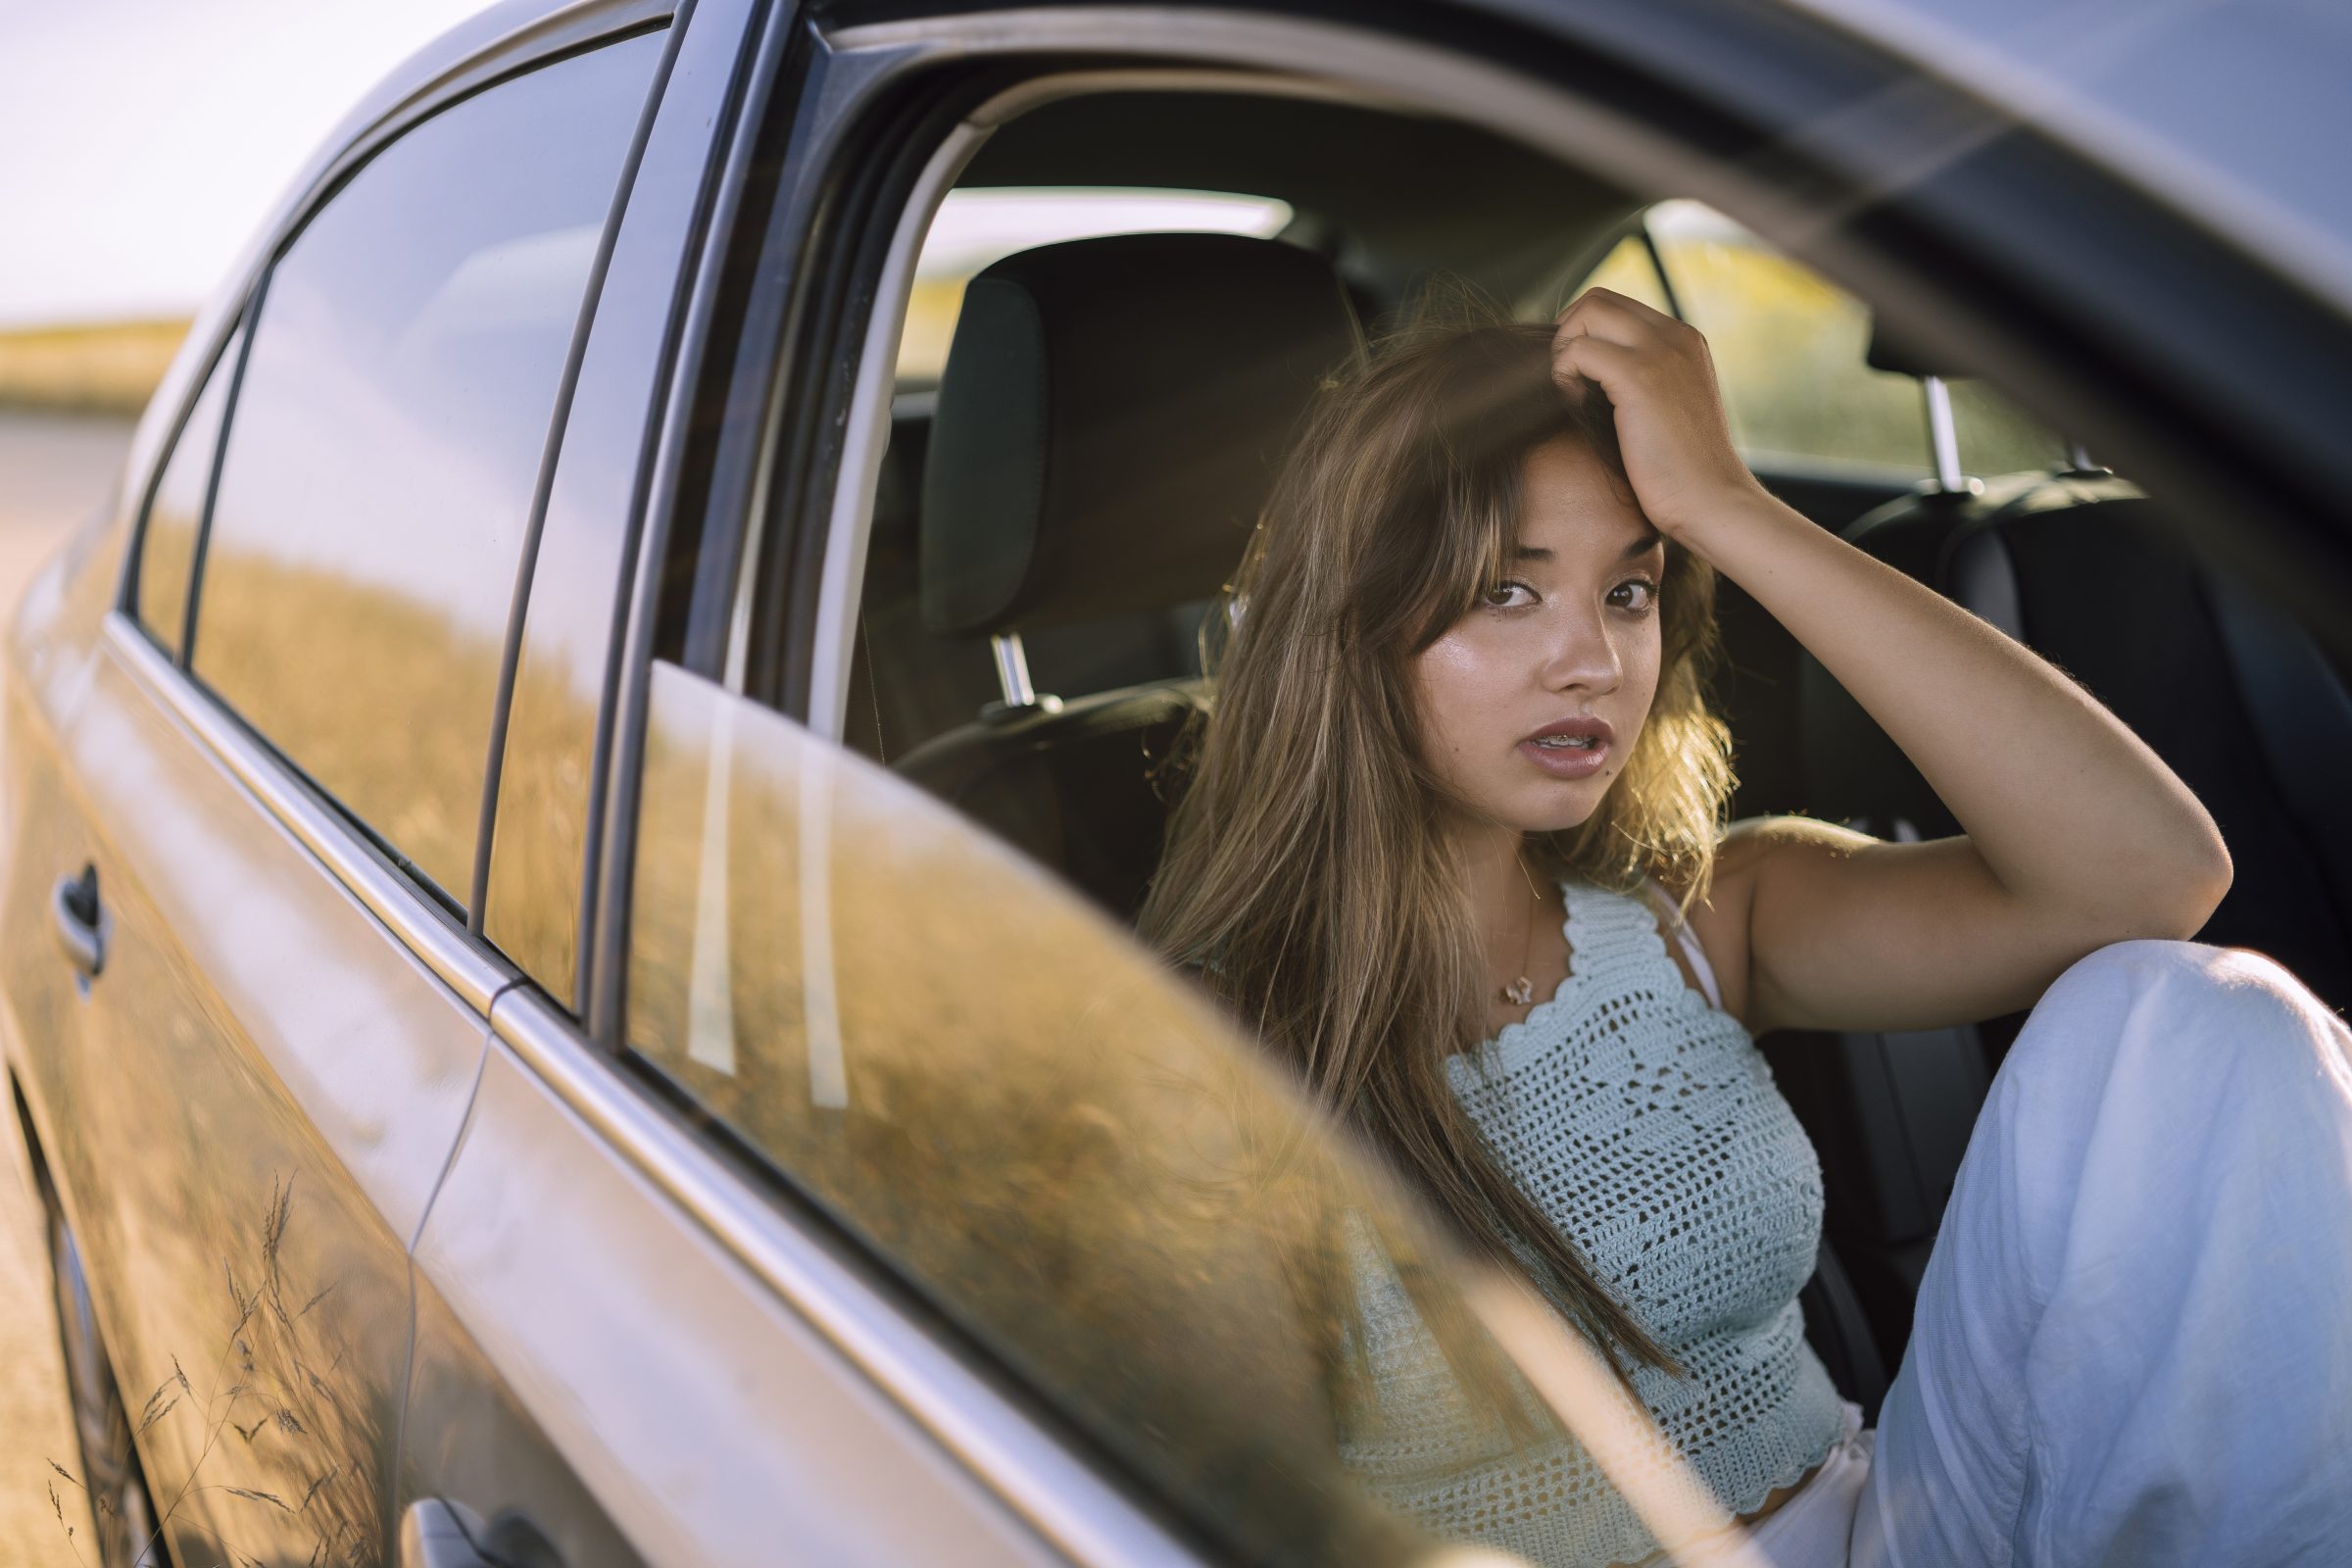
[404, 1003, 1065, 1568]
[10, 618, 498, 1568]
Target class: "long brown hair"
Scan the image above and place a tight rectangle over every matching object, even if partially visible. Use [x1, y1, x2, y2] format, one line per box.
[1141, 279, 1734, 1377]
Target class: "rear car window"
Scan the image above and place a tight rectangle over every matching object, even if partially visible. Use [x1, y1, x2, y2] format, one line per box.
[1605, 199, 2070, 478]
[897, 186, 1293, 385]
[188, 33, 662, 907]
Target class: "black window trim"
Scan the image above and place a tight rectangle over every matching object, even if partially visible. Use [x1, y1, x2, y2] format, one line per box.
[117, 286, 263, 667]
[174, 278, 267, 672]
[583, 0, 808, 1043]
[104, 0, 686, 1004]
[468, 11, 696, 932]
[111, 0, 680, 624]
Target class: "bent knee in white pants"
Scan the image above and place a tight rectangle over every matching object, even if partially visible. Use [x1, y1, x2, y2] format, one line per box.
[1857, 939, 2352, 1568]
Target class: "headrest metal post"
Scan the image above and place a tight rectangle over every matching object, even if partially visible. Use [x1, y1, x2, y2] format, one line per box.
[2065, 437, 2105, 475]
[1922, 374, 1965, 493]
[991, 632, 1037, 710]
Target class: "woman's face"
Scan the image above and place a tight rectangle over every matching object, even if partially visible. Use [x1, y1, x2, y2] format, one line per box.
[1409, 432, 1667, 836]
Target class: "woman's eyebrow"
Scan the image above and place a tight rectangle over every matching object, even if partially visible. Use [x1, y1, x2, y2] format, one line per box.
[1509, 528, 1663, 564]
[1514, 531, 1665, 566]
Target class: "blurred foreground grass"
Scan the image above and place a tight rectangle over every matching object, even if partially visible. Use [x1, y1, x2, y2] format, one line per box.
[0, 319, 190, 416]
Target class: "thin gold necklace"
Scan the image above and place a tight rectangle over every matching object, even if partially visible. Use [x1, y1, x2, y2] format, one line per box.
[1501, 851, 1544, 1006]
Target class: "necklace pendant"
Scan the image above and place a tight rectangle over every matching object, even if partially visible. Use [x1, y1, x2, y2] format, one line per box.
[1502, 975, 1535, 1006]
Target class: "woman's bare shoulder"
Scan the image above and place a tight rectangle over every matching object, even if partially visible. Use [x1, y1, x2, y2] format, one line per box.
[1655, 816, 1878, 1029]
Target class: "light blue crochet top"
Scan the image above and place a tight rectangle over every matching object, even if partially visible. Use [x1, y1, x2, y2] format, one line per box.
[1339, 877, 1845, 1568]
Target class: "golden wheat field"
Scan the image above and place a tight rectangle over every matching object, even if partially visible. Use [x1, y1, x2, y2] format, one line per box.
[0, 321, 191, 416]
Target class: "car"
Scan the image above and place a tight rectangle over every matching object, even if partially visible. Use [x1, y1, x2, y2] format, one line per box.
[6, 0, 2347, 1565]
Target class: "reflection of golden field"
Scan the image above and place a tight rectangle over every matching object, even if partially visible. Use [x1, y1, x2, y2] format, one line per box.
[189, 554, 511, 905]
[624, 663, 1472, 1562]
[140, 541, 604, 994]
[480, 642, 602, 1005]
[144, 573, 1581, 1557]
[0, 319, 189, 415]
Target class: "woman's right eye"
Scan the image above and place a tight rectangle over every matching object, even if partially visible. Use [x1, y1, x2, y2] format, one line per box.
[1481, 580, 1537, 610]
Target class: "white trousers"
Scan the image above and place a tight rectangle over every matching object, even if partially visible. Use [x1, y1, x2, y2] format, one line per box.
[1750, 940, 2352, 1568]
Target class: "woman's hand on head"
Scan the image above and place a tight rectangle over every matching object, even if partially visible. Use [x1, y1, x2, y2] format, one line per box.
[1550, 287, 1771, 541]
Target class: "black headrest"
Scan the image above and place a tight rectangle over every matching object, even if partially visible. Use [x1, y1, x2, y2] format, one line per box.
[1865, 314, 1976, 381]
[920, 232, 1358, 638]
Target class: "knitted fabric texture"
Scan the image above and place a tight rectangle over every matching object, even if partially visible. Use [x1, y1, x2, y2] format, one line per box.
[1338, 877, 1846, 1568]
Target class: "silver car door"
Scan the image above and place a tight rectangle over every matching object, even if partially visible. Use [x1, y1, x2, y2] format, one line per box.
[3, 16, 669, 1568]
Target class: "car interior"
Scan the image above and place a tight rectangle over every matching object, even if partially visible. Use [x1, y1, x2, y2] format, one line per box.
[829, 84, 2352, 1421]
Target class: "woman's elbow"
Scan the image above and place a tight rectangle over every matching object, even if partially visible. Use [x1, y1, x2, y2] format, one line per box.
[2180, 829, 2234, 934]
[2149, 826, 2232, 940]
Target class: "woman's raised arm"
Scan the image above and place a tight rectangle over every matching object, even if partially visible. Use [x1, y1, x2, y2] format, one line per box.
[1551, 286, 2230, 1035]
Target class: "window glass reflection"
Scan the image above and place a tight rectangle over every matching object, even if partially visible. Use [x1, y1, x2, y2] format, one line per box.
[622, 661, 1687, 1566]
[193, 33, 662, 905]
[136, 325, 244, 659]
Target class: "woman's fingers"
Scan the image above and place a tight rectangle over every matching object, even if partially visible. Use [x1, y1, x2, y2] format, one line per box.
[1547, 298, 1756, 538]
[1550, 330, 1647, 396]
[1554, 285, 1683, 343]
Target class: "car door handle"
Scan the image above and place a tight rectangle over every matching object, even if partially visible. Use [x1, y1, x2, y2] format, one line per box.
[399, 1499, 565, 1568]
[51, 865, 103, 979]
[399, 1500, 497, 1568]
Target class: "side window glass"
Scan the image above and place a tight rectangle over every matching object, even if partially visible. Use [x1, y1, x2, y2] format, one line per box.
[1635, 199, 2068, 477]
[623, 662, 1585, 1564]
[191, 33, 662, 907]
[135, 324, 246, 658]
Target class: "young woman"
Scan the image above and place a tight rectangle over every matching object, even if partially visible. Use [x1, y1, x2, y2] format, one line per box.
[1138, 283, 2352, 1567]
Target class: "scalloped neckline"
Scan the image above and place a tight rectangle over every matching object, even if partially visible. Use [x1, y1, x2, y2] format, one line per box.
[1464, 875, 1586, 1057]
[1455, 878, 1733, 1069]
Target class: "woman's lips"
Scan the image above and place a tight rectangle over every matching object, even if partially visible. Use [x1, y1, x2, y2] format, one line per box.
[1518, 736, 1610, 779]
[1518, 715, 1614, 780]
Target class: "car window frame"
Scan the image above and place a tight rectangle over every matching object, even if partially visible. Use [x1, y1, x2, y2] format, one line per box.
[122, 298, 260, 665]
[101, 0, 680, 1014]
[581, 0, 1932, 1555]
[184, 23, 671, 919]
[473, 0, 764, 1010]
[581, 0, 2352, 1556]
[592, 0, 2352, 1059]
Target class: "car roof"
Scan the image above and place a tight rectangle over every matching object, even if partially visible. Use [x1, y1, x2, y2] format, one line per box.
[1698, 0, 2352, 317]
[367, 0, 2352, 318]
[956, 89, 1642, 306]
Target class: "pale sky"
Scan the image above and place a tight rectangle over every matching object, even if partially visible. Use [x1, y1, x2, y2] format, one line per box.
[0, 0, 501, 329]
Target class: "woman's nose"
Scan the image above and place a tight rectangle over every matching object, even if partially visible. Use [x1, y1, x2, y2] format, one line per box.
[1540, 608, 1622, 694]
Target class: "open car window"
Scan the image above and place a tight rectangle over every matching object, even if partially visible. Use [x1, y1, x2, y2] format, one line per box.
[617, 62, 1829, 1568]
[1576, 200, 2070, 480]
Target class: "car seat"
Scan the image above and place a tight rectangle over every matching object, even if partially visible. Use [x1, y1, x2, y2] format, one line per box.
[892, 231, 1362, 918]
[1780, 318, 2352, 1368]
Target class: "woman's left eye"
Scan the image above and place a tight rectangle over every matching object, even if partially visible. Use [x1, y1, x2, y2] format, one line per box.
[1608, 577, 1661, 612]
